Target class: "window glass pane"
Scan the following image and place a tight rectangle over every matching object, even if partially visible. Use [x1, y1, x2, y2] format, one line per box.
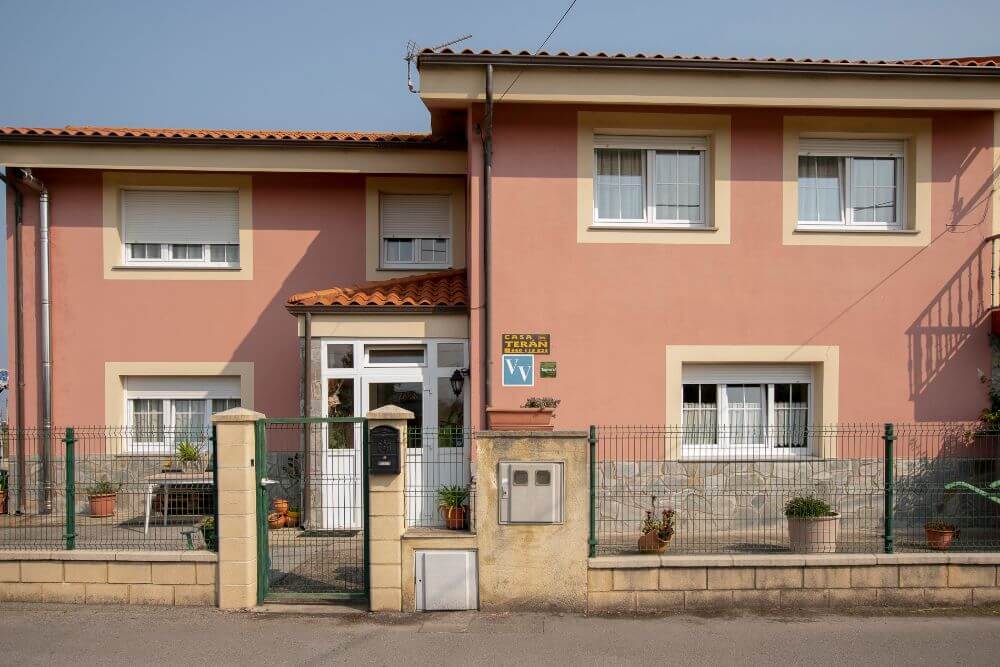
[327, 344, 354, 369]
[437, 343, 465, 367]
[173, 399, 207, 448]
[874, 187, 896, 224]
[726, 385, 764, 445]
[798, 156, 844, 222]
[595, 148, 643, 220]
[437, 376, 465, 448]
[682, 383, 718, 445]
[775, 383, 809, 448]
[211, 398, 241, 414]
[327, 378, 355, 449]
[419, 238, 448, 263]
[367, 346, 425, 364]
[129, 243, 162, 259]
[368, 382, 423, 447]
[171, 244, 204, 260]
[851, 158, 896, 225]
[132, 399, 164, 444]
[209, 244, 239, 263]
[654, 150, 702, 222]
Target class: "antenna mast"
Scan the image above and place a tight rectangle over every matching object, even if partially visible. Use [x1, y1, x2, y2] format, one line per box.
[406, 34, 472, 93]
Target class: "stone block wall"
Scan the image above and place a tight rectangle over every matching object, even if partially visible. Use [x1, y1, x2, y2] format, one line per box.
[588, 553, 1000, 611]
[0, 550, 217, 605]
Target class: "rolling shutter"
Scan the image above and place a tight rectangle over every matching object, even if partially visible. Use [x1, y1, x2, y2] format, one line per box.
[124, 376, 241, 399]
[380, 194, 451, 239]
[594, 135, 709, 151]
[122, 189, 239, 245]
[798, 138, 905, 158]
[682, 364, 813, 385]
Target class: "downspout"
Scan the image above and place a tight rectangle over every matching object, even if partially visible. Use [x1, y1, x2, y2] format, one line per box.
[302, 311, 311, 527]
[0, 170, 27, 513]
[482, 64, 494, 417]
[18, 169, 52, 513]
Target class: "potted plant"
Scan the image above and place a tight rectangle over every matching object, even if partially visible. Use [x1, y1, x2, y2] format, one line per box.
[273, 498, 290, 516]
[638, 508, 676, 553]
[785, 495, 839, 553]
[437, 484, 470, 530]
[925, 521, 959, 550]
[486, 397, 560, 431]
[285, 506, 301, 528]
[267, 512, 286, 529]
[199, 516, 218, 550]
[86, 479, 120, 518]
[176, 440, 204, 473]
[0, 470, 8, 515]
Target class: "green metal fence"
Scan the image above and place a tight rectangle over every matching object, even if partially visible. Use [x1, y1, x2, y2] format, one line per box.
[590, 423, 1000, 556]
[0, 426, 218, 551]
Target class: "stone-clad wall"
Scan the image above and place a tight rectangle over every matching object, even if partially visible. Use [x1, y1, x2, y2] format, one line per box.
[589, 553, 1000, 611]
[0, 550, 217, 605]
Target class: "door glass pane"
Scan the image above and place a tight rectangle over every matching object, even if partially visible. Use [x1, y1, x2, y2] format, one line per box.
[367, 346, 425, 365]
[437, 377, 465, 448]
[437, 343, 465, 368]
[368, 382, 423, 447]
[327, 378, 355, 449]
[327, 344, 354, 369]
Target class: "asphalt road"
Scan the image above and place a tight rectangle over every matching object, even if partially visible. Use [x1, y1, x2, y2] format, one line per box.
[1, 603, 999, 666]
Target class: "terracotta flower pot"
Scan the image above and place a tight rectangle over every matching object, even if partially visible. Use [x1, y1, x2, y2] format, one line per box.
[0, 490, 7, 515]
[926, 527, 959, 550]
[787, 514, 840, 553]
[273, 499, 289, 516]
[440, 506, 466, 530]
[268, 512, 286, 529]
[285, 511, 300, 528]
[89, 493, 117, 518]
[485, 408, 556, 431]
[638, 530, 670, 554]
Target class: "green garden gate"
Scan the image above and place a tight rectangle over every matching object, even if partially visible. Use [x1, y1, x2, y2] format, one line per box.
[255, 417, 369, 603]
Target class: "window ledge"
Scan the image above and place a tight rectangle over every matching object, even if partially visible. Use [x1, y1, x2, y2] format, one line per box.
[378, 265, 453, 272]
[679, 455, 822, 463]
[588, 224, 718, 232]
[794, 227, 918, 235]
[112, 265, 242, 271]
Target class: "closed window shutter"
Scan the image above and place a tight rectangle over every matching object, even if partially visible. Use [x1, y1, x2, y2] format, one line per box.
[380, 194, 451, 239]
[124, 376, 241, 399]
[595, 135, 709, 151]
[682, 364, 813, 385]
[122, 189, 239, 245]
[799, 138, 904, 158]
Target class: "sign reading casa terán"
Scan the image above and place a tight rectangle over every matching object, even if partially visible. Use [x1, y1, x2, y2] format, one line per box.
[501, 333, 551, 355]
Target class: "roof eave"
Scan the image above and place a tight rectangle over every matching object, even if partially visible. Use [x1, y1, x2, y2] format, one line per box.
[417, 53, 1000, 78]
[0, 134, 464, 150]
[285, 304, 468, 315]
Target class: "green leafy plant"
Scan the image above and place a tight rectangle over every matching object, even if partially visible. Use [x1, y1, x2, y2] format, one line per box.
[979, 368, 1000, 430]
[437, 484, 469, 509]
[784, 495, 834, 518]
[924, 520, 957, 532]
[522, 397, 560, 409]
[642, 508, 676, 541]
[0, 470, 8, 493]
[199, 516, 215, 530]
[176, 440, 202, 463]
[86, 479, 120, 496]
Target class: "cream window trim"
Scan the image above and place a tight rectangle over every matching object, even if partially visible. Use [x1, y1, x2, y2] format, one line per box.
[578, 111, 731, 245]
[782, 116, 932, 247]
[365, 176, 466, 281]
[102, 172, 253, 280]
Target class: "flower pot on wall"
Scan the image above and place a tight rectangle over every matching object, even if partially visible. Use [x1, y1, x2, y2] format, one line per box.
[486, 408, 555, 431]
[88, 493, 117, 518]
[787, 514, 840, 553]
[638, 530, 670, 554]
[926, 527, 959, 550]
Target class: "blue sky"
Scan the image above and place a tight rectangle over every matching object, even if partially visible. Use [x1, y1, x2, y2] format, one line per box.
[2, 0, 999, 369]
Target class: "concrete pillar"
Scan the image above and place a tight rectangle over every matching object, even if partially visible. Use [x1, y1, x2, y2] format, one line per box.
[212, 407, 265, 610]
[365, 405, 412, 612]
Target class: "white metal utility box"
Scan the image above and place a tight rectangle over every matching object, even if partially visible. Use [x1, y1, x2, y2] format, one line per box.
[498, 461, 564, 524]
[414, 550, 478, 611]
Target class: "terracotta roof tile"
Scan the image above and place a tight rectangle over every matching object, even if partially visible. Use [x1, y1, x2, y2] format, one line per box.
[287, 269, 467, 309]
[418, 49, 1000, 71]
[0, 125, 446, 146]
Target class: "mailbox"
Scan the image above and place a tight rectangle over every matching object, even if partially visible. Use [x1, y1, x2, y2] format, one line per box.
[369, 425, 401, 474]
[498, 461, 564, 524]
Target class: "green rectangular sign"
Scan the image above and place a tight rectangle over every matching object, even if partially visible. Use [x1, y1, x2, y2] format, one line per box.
[539, 361, 557, 378]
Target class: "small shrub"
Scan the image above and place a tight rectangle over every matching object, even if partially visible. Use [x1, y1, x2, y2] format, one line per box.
[924, 520, 957, 532]
[437, 484, 469, 509]
[86, 479, 120, 496]
[642, 508, 676, 541]
[522, 397, 560, 409]
[176, 440, 202, 463]
[784, 495, 834, 518]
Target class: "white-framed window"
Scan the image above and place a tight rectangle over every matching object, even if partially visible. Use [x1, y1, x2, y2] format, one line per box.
[680, 364, 812, 459]
[797, 138, 905, 230]
[121, 188, 240, 268]
[380, 193, 452, 269]
[124, 376, 241, 453]
[593, 135, 709, 228]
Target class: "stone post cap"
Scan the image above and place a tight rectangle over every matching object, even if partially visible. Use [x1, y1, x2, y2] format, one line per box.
[365, 404, 414, 420]
[211, 407, 266, 423]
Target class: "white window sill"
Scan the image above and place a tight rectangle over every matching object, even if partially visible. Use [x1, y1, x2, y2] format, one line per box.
[589, 224, 718, 232]
[794, 226, 917, 235]
[113, 265, 242, 271]
[378, 264, 452, 271]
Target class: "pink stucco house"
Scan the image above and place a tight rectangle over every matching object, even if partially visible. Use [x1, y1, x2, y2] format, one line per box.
[3, 49, 1000, 456]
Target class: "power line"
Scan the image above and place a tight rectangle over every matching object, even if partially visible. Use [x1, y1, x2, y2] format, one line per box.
[497, 0, 580, 102]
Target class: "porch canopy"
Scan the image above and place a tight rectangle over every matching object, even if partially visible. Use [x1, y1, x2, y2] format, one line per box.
[286, 269, 468, 313]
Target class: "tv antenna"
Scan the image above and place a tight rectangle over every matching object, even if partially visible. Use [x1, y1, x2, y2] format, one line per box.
[406, 34, 472, 93]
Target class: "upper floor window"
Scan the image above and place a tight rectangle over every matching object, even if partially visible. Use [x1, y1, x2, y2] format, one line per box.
[122, 189, 240, 268]
[593, 135, 709, 228]
[380, 193, 452, 269]
[797, 139, 904, 231]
